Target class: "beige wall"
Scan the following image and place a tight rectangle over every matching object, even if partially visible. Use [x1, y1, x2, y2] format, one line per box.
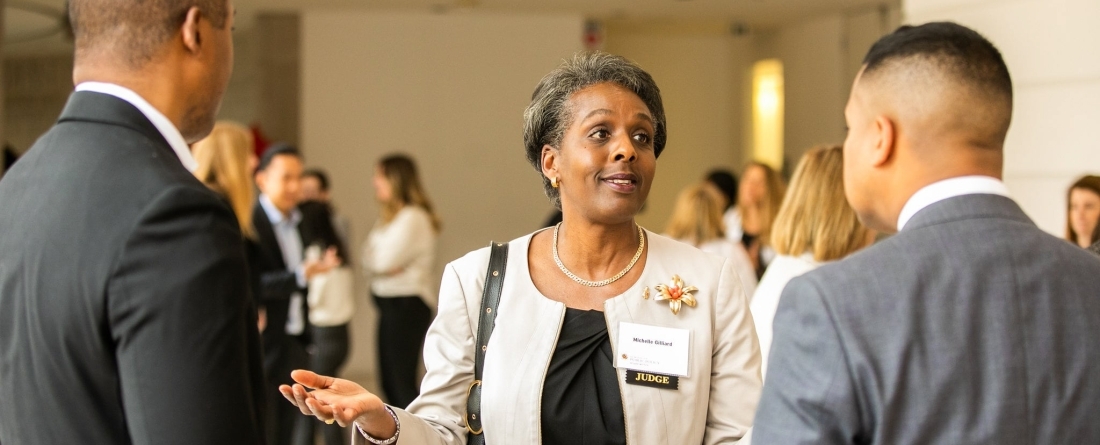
[301, 11, 584, 381]
[3, 55, 72, 155]
[754, 6, 899, 172]
[1, 0, 5, 177]
[905, 0, 1100, 235]
[603, 20, 753, 230]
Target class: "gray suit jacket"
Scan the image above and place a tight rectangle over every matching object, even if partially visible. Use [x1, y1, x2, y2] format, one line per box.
[753, 194, 1100, 444]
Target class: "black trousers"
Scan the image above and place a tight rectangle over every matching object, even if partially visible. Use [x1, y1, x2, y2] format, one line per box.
[292, 324, 351, 445]
[266, 334, 309, 445]
[373, 294, 433, 408]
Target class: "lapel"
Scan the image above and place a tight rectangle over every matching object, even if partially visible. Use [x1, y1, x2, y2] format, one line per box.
[252, 201, 287, 270]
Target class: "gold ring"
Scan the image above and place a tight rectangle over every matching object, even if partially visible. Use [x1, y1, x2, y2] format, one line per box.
[325, 418, 335, 425]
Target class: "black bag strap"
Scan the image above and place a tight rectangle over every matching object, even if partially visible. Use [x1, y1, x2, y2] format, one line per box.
[465, 241, 508, 440]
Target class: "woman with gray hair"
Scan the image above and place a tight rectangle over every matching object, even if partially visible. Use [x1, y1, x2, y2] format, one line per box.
[279, 52, 761, 444]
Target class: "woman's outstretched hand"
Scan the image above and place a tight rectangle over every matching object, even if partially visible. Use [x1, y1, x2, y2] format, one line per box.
[278, 370, 397, 439]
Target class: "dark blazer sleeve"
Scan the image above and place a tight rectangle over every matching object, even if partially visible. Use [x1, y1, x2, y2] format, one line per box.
[251, 205, 301, 304]
[260, 269, 301, 302]
[106, 185, 263, 445]
[751, 276, 865, 444]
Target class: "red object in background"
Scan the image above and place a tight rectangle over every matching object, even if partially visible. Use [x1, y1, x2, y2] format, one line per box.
[584, 20, 604, 51]
[250, 124, 272, 159]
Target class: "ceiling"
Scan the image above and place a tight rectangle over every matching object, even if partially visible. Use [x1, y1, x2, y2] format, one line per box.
[5, 0, 896, 53]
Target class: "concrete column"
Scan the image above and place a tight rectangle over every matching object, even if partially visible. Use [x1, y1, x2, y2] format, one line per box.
[905, 0, 1100, 235]
[256, 12, 300, 148]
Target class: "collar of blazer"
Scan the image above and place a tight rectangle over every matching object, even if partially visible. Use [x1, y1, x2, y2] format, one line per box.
[58, 91, 176, 160]
[903, 193, 1033, 232]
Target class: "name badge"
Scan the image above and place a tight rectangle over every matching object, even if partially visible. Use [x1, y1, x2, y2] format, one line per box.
[615, 322, 691, 378]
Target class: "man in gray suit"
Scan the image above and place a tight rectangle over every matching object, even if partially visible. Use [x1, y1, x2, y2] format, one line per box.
[753, 22, 1100, 444]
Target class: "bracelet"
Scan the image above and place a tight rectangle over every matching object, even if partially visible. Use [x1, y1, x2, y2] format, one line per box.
[357, 405, 401, 445]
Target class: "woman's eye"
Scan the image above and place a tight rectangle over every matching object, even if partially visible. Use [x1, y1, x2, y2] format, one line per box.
[590, 129, 611, 139]
[633, 133, 651, 144]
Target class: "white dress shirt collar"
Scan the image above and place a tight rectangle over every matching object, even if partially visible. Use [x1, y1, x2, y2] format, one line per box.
[896, 175, 1011, 231]
[259, 194, 302, 227]
[74, 82, 197, 172]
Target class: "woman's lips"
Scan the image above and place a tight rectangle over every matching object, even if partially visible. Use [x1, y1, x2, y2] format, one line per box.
[603, 177, 638, 193]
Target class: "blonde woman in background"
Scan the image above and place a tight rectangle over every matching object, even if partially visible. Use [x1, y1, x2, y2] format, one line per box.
[666, 182, 759, 298]
[751, 145, 874, 379]
[363, 154, 442, 409]
[193, 121, 258, 238]
[190, 121, 268, 435]
[729, 161, 786, 277]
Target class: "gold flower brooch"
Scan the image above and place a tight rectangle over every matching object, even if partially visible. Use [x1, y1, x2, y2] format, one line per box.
[645, 275, 698, 315]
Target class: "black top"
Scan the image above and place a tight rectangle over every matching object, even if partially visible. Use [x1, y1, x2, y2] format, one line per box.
[541, 308, 627, 445]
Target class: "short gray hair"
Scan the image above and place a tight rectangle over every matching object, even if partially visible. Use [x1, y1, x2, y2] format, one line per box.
[523, 52, 667, 209]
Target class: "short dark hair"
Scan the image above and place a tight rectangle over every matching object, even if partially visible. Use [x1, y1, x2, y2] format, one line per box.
[69, 0, 230, 68]
[705, 170, 739, 211]
[863, 22, 1012, 105]
[302, 169, 330, 192]
[523, 52, 667, 209]
[256, 143, 302, 173]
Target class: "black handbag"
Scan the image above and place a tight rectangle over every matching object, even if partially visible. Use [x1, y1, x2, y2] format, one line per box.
[465, 242, 509, 445]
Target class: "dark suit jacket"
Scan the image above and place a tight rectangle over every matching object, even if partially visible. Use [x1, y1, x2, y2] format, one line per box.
[252, 200, 307, 379]
[0, 91, 265, 444]
[753, 194, 1100, 444]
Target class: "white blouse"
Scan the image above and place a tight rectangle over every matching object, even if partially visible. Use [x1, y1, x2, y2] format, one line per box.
[749, 252, 820, 380]
[690, 238, 758, 300]
[362, 206, 437, 303]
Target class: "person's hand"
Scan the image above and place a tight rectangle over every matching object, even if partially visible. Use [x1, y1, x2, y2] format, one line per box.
[303, 247, 342, 280]
[278, 370, 397, 438]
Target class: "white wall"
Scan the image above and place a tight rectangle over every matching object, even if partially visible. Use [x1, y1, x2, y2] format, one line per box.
[906, 0, 1100, 235]
[301, 11, 583, 382]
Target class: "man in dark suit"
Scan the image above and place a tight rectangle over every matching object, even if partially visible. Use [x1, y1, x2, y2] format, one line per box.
[251, 145, 341, 445]
[753, 22, 1100, 443]
[0, 0, 265, 444]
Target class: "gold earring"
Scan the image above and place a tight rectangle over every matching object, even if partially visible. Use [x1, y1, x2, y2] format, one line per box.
[551, 177, 561, 188]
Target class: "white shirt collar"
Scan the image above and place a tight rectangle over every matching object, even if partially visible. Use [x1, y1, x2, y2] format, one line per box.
[74, 82, 198, 172]
[896, 175, 1011, 231]
[259, 194, 301, 226]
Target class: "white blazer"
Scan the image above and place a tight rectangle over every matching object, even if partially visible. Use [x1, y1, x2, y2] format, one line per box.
[354, 230, 762, 444]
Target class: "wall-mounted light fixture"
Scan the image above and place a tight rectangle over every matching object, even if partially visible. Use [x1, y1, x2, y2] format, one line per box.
[752, 59, 784, 170]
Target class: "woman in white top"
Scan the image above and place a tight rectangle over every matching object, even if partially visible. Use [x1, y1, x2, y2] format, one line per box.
[363, 154, 441, 409]
[751, 145, 874, 379]
[665, 182, 758, 298]
[730, 162, 786, 278]
[280, 52, 761, 445]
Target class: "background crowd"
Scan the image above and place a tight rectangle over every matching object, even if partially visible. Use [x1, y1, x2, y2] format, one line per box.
[0, 1, 1099, 445]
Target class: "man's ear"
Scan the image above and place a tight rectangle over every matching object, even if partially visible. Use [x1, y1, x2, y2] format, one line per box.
[540, 144, 559, 180]
[180, 7, 204, 54]
[254, 170, 266, 190]
[871, 115, 896, 167]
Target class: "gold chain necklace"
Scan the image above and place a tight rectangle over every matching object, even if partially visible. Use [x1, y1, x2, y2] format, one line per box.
[552, 222, 645, 287]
